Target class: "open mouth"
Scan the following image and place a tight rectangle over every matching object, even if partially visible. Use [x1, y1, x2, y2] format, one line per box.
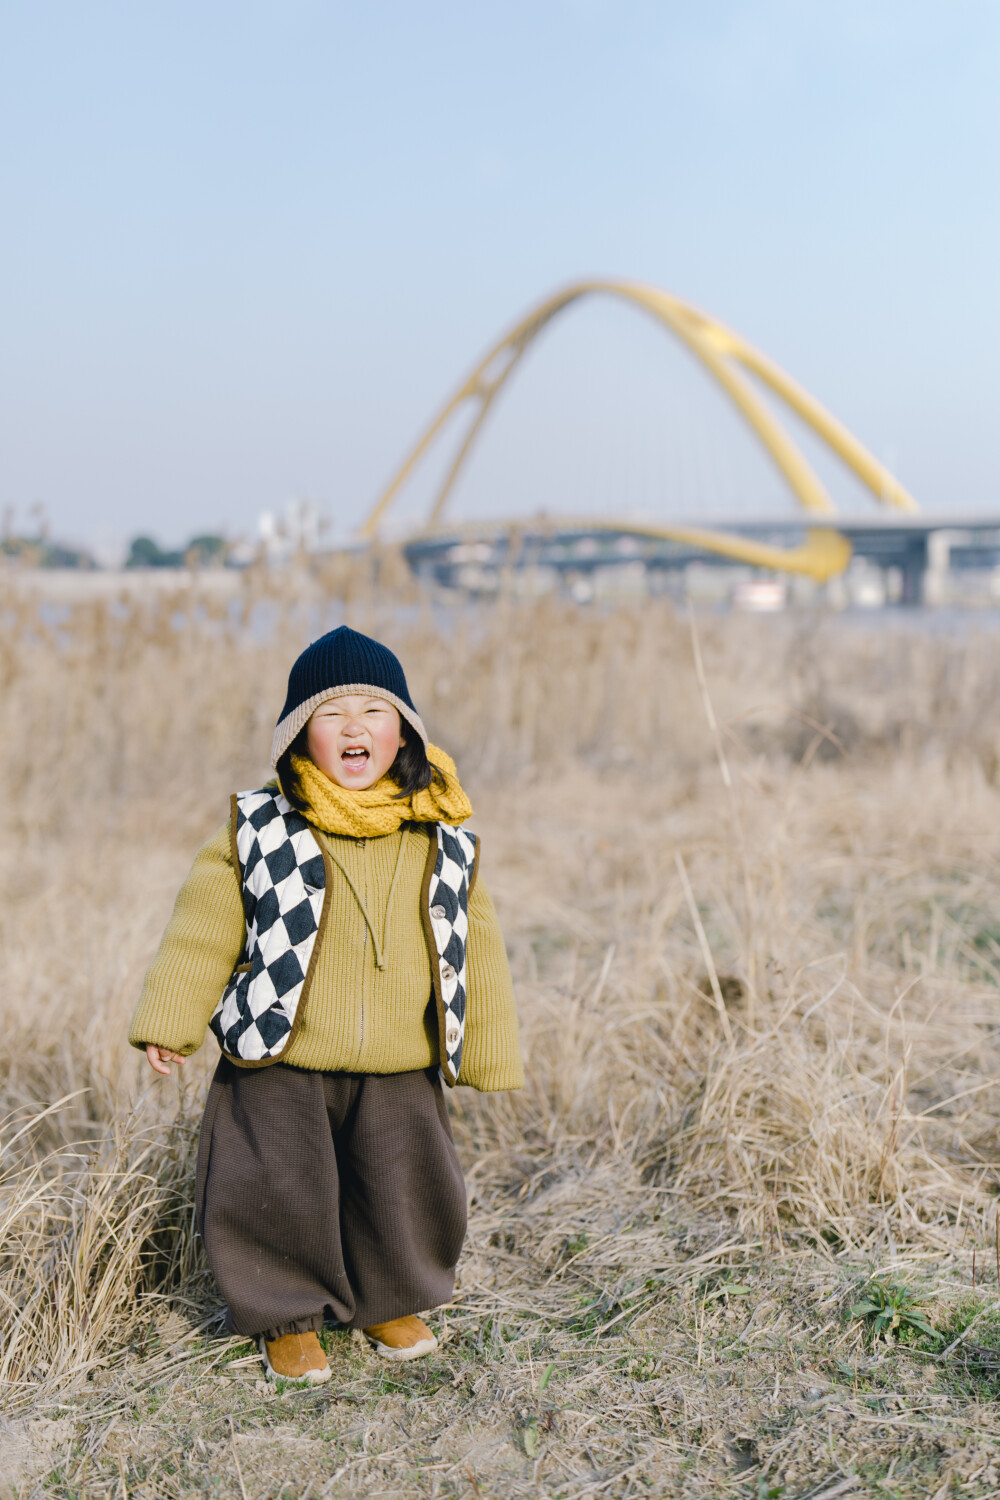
[341, 746, 370, 772]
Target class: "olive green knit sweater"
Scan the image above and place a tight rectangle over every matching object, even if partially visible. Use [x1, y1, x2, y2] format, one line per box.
[128, 820, 523, 1091]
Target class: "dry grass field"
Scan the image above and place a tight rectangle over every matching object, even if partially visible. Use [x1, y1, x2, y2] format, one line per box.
[5, 555, 1000, 1498]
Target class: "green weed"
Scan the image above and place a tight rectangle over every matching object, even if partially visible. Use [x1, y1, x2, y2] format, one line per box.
[849, 1278, 940, 1348]
[697, 1268, 754, 1305]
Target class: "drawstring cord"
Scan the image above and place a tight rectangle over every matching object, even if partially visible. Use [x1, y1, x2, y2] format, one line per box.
[321, 831, 410, 971]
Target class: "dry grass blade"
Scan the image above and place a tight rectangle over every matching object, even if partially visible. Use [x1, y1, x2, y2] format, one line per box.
[230, 1415, 250, 1500]
[674, 850, 733, 1043]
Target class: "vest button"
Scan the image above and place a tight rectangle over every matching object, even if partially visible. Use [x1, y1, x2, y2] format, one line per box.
[446, 1027, 460, 1045]
[441, 963, 456, 981]
[430, 904, 447, 920]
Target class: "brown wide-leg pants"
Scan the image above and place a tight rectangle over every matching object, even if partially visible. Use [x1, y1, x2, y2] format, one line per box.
[195, 1060, 467, 1341]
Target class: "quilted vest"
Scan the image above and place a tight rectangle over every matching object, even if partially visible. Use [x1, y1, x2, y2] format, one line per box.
[209, 787, 478, 1085]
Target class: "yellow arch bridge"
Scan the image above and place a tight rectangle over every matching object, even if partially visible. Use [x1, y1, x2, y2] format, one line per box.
[362, 279, 917, 581]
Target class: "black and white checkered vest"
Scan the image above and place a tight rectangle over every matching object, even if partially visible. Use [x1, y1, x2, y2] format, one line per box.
[209, 788, 478, 1085]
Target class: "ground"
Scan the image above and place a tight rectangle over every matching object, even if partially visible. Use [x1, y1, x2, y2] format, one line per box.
[4, 571, 1000, 1496]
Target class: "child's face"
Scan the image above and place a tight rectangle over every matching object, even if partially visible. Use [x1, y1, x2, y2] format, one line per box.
[306, 694, 405, 790]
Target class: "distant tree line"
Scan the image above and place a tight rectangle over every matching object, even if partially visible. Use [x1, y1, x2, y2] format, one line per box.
[1, 533, 96, 569]
[1, 526, 234, 570]
[125, 533, 230, 568]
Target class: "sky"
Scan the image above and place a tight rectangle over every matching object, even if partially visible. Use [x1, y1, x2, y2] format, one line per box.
[2, 0, 998, 556]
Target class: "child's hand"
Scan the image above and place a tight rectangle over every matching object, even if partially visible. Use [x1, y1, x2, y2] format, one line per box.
[146, 1044, 187, 1076]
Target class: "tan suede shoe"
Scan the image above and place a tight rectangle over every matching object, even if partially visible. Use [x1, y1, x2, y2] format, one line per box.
[260, 1331, 332, 1384]
[363, 1315, 438, 1362]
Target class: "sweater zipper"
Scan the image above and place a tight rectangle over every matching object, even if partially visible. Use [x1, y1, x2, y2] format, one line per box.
[359, 838, 366, 1053]
[319, 830, 407, 1066]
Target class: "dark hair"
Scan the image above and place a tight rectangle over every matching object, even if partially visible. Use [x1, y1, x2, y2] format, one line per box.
[277, 718, 444, 812]
[389, 735, 445, 798]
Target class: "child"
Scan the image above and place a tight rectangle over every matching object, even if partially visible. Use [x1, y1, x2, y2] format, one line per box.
[129, 626, 523, 1384]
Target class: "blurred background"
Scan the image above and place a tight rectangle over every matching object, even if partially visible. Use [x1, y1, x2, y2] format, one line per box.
[2, 0, 998, 606]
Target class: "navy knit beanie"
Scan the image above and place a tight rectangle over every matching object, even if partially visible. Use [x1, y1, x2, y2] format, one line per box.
[270, 626, 427, 767]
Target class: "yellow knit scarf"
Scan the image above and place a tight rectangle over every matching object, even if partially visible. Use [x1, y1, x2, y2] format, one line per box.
[289, 745, 473, 838]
